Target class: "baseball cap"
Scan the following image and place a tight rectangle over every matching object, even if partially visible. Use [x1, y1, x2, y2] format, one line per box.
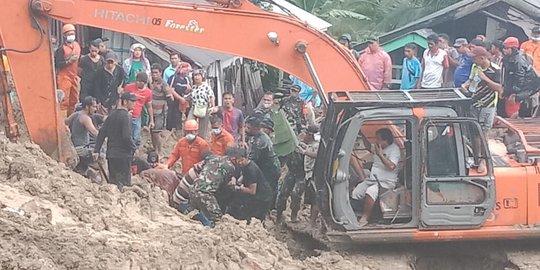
[469, 47, 490, 58]
[121, 92, 138, 101]
[453, 38, 468, 47]
[503, 37, 520, 49]
[366, 37, 379, 44]
[105, 52, 118, 61]
[290, 85, 301, 92]
[532, 26, 540, 34]
[306, 124, 320, 134]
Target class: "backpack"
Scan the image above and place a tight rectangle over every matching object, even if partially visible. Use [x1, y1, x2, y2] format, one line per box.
[513, 52, 540, 101]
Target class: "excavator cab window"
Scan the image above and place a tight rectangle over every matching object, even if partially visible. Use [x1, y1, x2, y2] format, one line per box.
[421, 119, 495, 228]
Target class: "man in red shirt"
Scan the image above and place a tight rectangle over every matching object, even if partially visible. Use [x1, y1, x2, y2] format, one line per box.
[123, 72, 154, 147]
[54, 24, 81, 116]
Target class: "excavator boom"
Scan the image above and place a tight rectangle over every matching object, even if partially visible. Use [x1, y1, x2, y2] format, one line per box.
[0, 0, 369, 163]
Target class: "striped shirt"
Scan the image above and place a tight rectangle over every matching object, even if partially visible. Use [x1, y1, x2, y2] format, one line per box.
[471, 63, 501, 108]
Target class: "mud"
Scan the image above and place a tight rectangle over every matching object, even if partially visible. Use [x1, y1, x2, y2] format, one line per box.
[3, 133, 540, 269]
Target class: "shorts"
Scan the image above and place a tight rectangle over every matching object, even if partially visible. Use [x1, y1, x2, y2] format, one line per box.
[471, 106, 496, 131]
[351, 180, 394, 201]
[152, 112, 166, 132]
[351, 180, 379, 200]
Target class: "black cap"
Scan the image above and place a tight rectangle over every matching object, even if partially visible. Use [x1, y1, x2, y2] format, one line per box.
[367, 37, 379, 44]
[121, 92, 138, 101]
[532, 26, 540, 34]
[306, 124, 319, 134]
[290, 85, 301, 92]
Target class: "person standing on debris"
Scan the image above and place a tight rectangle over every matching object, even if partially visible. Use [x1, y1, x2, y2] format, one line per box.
[227, 147, 273, 223]
[280, 85, 306, 134]
[94, 92, 138, 189]
[188, 69, 215, 138]
[358, 37, 393, 90]
[166, 119, 210, 174]
[212, 91, 245, 144]
[453, 38, 474, 88]
[54, 23, 81, 116]
[461, 47, 502, 173]
[209, 116, 234, 156]
[123, 72, 154, 147]
[296, 125, 321, 226]
[123, 43, 151, 84]
[163, 52, 182, 83]
[66, 96, 99, 177]
[400, 43, 422, 90]
[245, 117, 281, 211]
[91, 52, 125, 110]
[149, 64, 168, 155]
[521, 26, 540, 117]
[189, 154, 237, 227]
[166, 62, 192, 131]
[78, 39, 104, 102]
[418, 34, 449, 89]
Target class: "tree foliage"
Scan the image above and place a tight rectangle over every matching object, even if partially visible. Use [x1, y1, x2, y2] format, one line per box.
[283, 0, 462, 41]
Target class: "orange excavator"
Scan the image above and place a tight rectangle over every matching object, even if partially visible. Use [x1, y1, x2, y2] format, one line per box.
[1, 0, 540, 244]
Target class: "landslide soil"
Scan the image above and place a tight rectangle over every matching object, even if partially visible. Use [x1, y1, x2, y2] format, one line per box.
[0, 139, 405, 270]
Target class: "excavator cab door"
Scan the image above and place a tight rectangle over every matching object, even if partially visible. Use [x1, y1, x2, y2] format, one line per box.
[419, 118, 495, 229]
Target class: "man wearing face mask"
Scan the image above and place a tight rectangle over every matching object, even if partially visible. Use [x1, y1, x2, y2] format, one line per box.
[54, 24, 81, 116]
[166, 119, 210, 175]
[253, 92, 275, 121]
[209, 116, 234, 156]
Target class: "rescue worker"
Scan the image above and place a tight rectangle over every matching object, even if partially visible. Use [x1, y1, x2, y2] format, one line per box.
[280, 85, 306, 134]
[227, 147, 273, 223]
[521, 26, 540, 117]
[260, 118, 275, 139]
[189, 155, 237, 227]
[209, 116, 234, 156]
[94, 93, 138, 190]
[276, 84, 308, 223]
[245, 117, 281, 210]
[166, 119, 210, 174]
[296, 125, 321, 226]
[65, 96, 99, 178]
[54, 24, 81, 116]
[252, 92, 275, 121]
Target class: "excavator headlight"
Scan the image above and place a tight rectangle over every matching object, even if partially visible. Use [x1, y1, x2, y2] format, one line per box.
[267, 32, 279, 45]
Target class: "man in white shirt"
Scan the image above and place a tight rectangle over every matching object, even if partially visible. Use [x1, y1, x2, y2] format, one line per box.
[418, 34, 450, 89]
[351, 128, 401, 227]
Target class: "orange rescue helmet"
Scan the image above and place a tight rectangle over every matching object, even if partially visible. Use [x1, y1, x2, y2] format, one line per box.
[62, 24, 76, 34]
[184, 119, 199, 131]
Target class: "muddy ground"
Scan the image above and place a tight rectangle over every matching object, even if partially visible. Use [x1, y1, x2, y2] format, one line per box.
[1, 130, 540, 269]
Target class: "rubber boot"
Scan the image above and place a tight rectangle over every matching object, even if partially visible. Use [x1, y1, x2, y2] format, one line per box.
[198, 211, 215, 228]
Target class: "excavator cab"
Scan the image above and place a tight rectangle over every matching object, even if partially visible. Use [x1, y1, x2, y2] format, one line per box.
[315, 89, 496, 243]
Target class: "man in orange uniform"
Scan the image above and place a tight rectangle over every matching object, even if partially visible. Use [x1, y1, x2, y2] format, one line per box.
[521, 26, 540, 116]
[54, 24, 81, 116]
[166, 119, 210, 174]
[209, 116, 234, 156]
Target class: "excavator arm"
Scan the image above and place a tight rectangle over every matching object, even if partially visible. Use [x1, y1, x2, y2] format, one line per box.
[0, 0, 369, 163]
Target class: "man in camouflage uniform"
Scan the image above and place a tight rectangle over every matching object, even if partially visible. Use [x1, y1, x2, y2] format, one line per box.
[189, 155, 236, 227]
[276, 85, 308, 223]
[245, 116, 281, 210]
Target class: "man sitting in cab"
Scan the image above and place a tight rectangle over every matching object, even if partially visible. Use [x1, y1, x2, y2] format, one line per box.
[351, 128, 401, 227]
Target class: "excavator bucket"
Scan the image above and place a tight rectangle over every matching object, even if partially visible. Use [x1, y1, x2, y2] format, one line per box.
[0, 10, 77, 167]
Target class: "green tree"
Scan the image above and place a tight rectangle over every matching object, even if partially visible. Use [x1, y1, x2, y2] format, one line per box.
[283, 0, 462, 41]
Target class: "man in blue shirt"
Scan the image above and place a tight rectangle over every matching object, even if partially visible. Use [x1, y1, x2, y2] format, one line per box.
[400, 43, 422, 90]
[453, 38, 473, 88]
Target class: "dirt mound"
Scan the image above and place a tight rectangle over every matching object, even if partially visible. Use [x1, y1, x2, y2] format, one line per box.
[0, 139, 308, 269]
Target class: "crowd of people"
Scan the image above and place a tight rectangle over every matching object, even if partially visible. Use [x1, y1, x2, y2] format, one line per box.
[54, 21, 539, 228]
[56, 24, 324, 227]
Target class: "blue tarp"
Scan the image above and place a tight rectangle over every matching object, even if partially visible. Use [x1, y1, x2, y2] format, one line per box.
[289, 76, 322, 107]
